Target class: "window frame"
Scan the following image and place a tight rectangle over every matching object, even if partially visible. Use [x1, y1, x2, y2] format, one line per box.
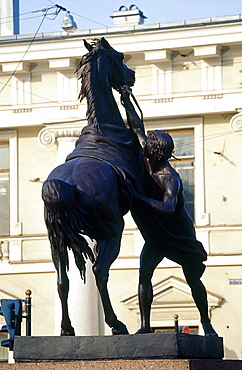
[0, 141, 10, 235]
[0, 131, 21, 236]
[147, 117, 209, 227]
[168, 128, 195, 220]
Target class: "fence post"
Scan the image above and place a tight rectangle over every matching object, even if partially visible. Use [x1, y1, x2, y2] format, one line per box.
[25, 289, 31, 336]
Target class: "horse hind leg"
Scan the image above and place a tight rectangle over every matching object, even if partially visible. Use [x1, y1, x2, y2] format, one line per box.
[51, 248, 75, 336]
[42, 179, 75, 335]
[92, 238, 129, 335]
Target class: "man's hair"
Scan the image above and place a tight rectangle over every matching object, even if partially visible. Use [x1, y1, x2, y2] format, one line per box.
[147, 130, 174, 160]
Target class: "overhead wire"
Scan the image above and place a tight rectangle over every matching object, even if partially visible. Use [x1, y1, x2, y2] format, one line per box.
[0, 81, 59, 104]
[46, 0, 109, 28]
[0, 9, 49, 95]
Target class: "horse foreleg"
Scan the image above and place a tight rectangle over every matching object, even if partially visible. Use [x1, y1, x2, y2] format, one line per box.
[52, 249, 75, 336]
[92, 239, 129, 335]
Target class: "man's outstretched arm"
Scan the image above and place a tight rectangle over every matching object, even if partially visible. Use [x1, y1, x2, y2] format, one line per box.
[119, 85, 147, 150]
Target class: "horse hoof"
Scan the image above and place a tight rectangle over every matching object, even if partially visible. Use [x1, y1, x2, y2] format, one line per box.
[135, 327, 153, 334]
[61, 328, 75, 336]
[112, 324, 129, 335]
[202, 321, 218, 337]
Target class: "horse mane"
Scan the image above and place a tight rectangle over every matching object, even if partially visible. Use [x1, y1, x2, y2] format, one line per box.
[75, 39, 102, 102]
[75, 39, 114, 127]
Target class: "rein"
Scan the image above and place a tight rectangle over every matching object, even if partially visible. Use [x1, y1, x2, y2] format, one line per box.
[119, 84, 144, 125]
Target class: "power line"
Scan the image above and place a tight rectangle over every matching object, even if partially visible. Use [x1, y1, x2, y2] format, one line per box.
[0, 4, 72, 95]
[70, 11, 109, 28]
[0, 81, 59, 104]
[0, 10, 48, 95]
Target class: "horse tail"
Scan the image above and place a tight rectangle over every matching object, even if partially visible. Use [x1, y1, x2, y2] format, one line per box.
[42, 179, 95, 282]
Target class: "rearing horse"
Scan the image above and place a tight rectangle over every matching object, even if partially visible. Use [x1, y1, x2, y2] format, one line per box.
[42, 38, 145, 335]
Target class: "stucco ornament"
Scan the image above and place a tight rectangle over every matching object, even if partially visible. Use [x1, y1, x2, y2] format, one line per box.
[38, 127, 82, 147]
[230, 111, 242, 133]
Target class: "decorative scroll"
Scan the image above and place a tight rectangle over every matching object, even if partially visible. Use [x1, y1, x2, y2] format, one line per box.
[230, 112, 242, 133]
[38, 127, 82, 147]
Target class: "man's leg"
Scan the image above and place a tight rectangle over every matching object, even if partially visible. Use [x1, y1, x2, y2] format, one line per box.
[136, 244, 164, 334]
[182, 266, 217, 336]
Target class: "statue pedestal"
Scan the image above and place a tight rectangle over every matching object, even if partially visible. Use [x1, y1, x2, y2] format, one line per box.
[9, 333, 242, 369]
[14, 332, 223, 361]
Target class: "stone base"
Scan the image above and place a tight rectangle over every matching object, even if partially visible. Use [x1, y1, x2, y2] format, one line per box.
[13, 333, 223, 362]
[1, 359, 242, 370]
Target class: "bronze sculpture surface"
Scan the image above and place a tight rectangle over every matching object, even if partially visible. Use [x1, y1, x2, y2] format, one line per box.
[42, 38, 145, 336]
[131, 130, 217, 336]
[42, 38, 217, 337]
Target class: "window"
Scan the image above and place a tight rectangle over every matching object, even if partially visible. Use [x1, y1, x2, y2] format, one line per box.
[168, 129, 195, 220]
[148, 118, 208, 227]
[0, 131, 21, 236]
[0, 142, 10, 235]
[0, 332, 8, 361]
[153, 325, 198, 335]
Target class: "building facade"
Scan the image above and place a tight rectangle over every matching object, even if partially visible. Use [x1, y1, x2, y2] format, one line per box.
[0, 7, 242, 360]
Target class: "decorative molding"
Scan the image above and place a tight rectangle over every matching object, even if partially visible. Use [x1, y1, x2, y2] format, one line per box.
[203, 94, 223, 100]
[122, 276, 223, 325]
[145, 50, 172, 62]
[193, 45, 222, 58]
[9, 239, 22, 262]
[1, 61, 30, 73]
[38, 126, 82, 147]
[230, 111, 242, 133]
[153, 98, 173, 103]
[60, 105, 78, 110]
[13, 108, 32, 113]
[48, 58, 77, 70]
[0, 241, 9, 262]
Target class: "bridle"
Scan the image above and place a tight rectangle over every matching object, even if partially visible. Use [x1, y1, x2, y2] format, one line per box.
[119, 84, 144, 125]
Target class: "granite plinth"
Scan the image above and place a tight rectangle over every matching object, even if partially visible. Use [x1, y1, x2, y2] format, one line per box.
[13, 332, 224, 362]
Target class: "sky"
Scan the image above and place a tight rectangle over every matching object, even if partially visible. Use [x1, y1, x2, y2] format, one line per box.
[19, 0, 242, 35]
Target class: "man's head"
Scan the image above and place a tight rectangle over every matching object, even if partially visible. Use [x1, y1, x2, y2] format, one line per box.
[146, 130, 174, 160]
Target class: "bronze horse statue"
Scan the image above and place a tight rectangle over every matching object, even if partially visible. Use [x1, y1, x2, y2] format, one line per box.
[42, 37, 216, 337]
[42, 38, 145, 336]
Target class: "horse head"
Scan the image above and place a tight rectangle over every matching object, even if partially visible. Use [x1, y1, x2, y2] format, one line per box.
[76, 38, 135, 101]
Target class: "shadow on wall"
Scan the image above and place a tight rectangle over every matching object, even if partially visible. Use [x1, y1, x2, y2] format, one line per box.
[225, 347, 238, 360]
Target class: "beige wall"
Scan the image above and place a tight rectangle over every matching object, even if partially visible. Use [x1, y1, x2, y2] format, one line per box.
[0, 272, 56, 336]
[18, 126, 56, 235]
[204, 116, 242, 226]
[173, 58, 201, 93]
[31, 65, 58, 104]
[222, 45, 242, 90]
